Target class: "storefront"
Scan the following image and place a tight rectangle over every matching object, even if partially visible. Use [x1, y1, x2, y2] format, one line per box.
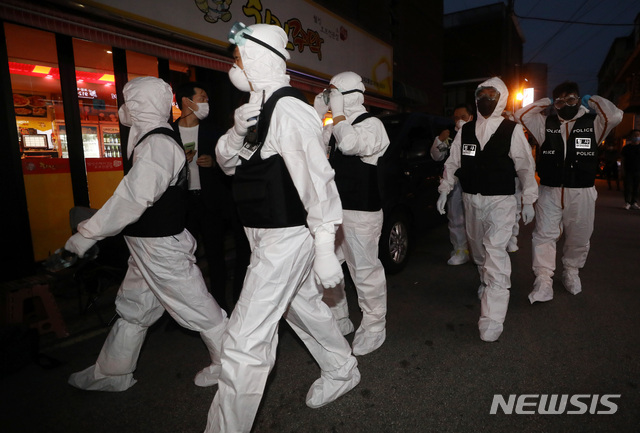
[1, 0, 395, 280]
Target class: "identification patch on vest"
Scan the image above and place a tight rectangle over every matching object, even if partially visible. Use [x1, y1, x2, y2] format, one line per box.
[462, 144, 477, 156]
[238, 141, 260, 160]
[575, 138, 591, 149]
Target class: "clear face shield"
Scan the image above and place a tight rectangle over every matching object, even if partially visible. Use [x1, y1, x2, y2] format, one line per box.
[227, 22, 287, 61]
[228, 22, 252, 45]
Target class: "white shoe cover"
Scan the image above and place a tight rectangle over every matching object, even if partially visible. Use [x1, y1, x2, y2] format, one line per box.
[305, 367, 361, 409]
[447, 249, 469, 265]
[194, 363, 221, 387]
[506, 237, 519, 253]
[562, 272, 582, 295]
[336, 317, 355, 336]
[68, 364, 136, 392]
[528, 277, 554, 304]
[352, 327, 386, 356]
[478, 318, 503, 342]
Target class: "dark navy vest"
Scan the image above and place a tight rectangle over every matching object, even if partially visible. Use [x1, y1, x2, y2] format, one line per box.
[455, 119, 517, 196]
[233, 87, 308, 228]
[537, 113, 598, 188]
[121, 127, 188, 237]
[328, 113, 381, 211]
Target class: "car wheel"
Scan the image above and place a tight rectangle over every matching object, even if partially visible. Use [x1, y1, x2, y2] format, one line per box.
[379, 211, 410, 274]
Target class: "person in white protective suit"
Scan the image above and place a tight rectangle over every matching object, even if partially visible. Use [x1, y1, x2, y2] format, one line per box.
[508, 177, 523, 252]
[313, 71, 390, 355]
[501, 111, 524, 253]
[64, 76, 228, 391]
[515, 81, 622, 303]
[430, 104, 474, 265]
[437, 77, 538, 342]
[205, 23, 360, 433]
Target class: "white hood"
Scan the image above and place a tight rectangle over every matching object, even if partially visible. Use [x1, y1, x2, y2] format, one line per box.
[123, 76, 173, 158]
[330, 71, 366, 117]
[475, 77, 509, 147]
[238, 24, 291, 104]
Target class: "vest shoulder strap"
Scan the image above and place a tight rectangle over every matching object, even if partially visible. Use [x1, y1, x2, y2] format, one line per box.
[329, 112, 376, 150]
[352, 112, 375, 125]
[135, 127, 183, 149]
[256, 87, 308, 145]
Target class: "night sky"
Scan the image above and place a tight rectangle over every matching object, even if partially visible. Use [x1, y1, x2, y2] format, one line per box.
[444, 0, 638, 96]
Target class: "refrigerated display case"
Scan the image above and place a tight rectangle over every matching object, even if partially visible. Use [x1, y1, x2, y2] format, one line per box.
[55, 122, 103, 158]
[57, 123, 68, 158]
[101, 124, 121, 158]
[81, 124, 101, 158]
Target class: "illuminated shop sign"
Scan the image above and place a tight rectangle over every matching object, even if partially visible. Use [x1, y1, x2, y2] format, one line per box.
[78, 88, 99, 99]
[85, 0, 393, 97]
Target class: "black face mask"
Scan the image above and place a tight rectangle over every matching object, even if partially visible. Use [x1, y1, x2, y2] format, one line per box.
[477, 99, 498, 117]
[557, 105, 579, 120]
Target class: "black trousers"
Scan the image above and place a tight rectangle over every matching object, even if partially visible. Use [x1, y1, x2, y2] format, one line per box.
[185, 190, 249, 313]
[623, 170, 640, 205]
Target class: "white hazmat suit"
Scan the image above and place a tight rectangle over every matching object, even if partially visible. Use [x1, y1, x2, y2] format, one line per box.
[64, 77, 228, 391]
[316, 71, 390, 356]
[431, 125, 469, 265]
[437, 77, 538, 342]
[515, 93, 622, 303]
[206, 24, 360, 433]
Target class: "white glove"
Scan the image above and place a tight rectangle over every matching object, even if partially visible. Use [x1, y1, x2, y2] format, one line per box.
[313, 92, 329, 118]
[437, 139, 451, 152]
[232, 102, 261, 137]
[65, 232, 97, 258]
[328, 89, 344, 118]
[313, 228, 343, 289]
[522, 203, 535, 225]
[436, 191, 448, 215]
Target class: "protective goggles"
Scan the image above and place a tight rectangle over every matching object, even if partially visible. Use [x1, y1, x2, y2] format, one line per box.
[322, 87, 364, 105]
[228, 22, 287, 62]
[475, 87, 500, 101]
[553, 94, 580, 109]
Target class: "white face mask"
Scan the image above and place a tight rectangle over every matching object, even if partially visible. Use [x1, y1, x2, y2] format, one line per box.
[229, 64, 252, 92]
[189, 100, 209, 120]
[455, 119, 467, 132]
[118, 104, 132, 127]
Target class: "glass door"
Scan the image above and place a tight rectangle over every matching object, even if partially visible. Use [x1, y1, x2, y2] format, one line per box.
[81, 124, 101, 158]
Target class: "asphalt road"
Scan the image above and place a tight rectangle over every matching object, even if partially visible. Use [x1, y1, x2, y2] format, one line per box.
[2, 179, 639, 433]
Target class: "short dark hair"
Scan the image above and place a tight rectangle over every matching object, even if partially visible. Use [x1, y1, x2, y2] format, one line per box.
[453, 103, 475, 118]
[552, 81, 580, 99]
[175, 81, 207, 111]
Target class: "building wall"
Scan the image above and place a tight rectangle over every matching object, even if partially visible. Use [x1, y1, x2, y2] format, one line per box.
[314, 0, 444, 113]
[442, 3, 524, 116]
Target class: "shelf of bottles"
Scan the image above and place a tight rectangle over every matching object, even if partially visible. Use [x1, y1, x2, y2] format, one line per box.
[103, 132, 121, 158]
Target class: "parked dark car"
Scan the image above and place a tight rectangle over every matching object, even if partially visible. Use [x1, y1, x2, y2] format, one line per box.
[376, 112, 454, 273]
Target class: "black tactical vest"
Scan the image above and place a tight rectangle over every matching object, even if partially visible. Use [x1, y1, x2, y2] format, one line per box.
[121, 127, 188, 237]
[455, 119, 517, 196]
[233, 87, 308, 228]
[328, 113, 381, 211]
[537, 113, 598, 188]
